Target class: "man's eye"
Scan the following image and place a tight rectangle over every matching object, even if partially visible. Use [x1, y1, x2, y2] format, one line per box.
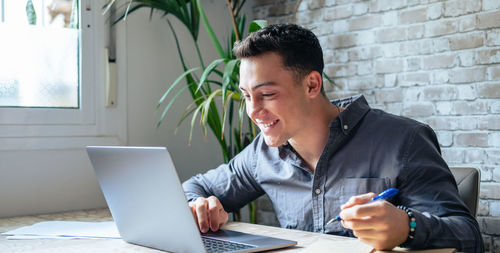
[262, 93, 275, 97]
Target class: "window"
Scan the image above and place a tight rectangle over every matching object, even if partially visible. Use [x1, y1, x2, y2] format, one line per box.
[0, 0, 79, 108]
[0, 0, 126, 149]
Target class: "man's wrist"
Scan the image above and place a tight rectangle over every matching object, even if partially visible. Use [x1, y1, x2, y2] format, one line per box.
[397, 205, 416, 248]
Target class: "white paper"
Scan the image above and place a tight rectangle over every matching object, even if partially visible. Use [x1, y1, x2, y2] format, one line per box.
[2, 221, 121, 240]
[6, 235, 106, 240]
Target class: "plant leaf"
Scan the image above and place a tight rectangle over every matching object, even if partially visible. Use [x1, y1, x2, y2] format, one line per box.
[189, 101, 205, 145]
[237, 14, 246, 39]
[105, 0, 199, 40]
[201, 89, 222, 127]
[235, 0, 246, 18]
[102, 0, 116, 15]
[205, 79, 223, 86]
[323, 71, 338, 89]
[157, 85, 189, 127]
[26, 0, 37, 25]
[189, 0, 200, 40]
[196, 0, 224, 58]
[124, 0, 133, 20]
[238, 98, 246, 142]
[108, 4, 144, 25]
[157, 67, 199, 108]
[196, 58, 225, 93]
[248, 20, 267, 33]
[175, 96, 204, 133]
[222, 59, 239, 102]
[167, 19, 189, 71]
[221, 90, 238, 139]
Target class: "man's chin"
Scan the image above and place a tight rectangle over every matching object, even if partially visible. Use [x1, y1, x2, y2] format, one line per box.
[263, 136, 287, 147]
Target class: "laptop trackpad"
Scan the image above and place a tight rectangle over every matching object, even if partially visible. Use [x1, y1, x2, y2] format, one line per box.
[202, 229, 287, 247]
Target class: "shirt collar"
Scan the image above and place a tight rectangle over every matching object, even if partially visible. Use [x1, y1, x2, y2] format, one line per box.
[277, 94, 371, 165]
[331, 94, 371, 135]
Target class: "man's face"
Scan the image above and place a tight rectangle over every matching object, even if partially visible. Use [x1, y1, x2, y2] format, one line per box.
[239, 52, 310, 147]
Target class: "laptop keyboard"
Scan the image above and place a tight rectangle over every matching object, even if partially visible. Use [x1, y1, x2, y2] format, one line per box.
[202, 236, 257, 253]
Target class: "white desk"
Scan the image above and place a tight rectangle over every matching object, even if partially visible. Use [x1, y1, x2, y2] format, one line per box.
[0, 209, 454, 253]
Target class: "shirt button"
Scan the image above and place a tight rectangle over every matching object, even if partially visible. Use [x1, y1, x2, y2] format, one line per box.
[343, 125, 348, 130]
[315, 188, 321, 194]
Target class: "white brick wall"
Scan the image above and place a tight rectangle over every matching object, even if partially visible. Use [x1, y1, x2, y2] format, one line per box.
[253, 0, 500, 251]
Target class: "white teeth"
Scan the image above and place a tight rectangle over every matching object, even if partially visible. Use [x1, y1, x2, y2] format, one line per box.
[258, 120, 277, 128]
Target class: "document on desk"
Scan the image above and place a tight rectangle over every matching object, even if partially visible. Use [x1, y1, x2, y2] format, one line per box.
[302, 239, 456, 253]
[1, 221, 120, 239]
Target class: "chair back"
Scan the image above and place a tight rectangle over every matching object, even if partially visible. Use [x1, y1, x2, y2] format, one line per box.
[449, 167, 480, 217]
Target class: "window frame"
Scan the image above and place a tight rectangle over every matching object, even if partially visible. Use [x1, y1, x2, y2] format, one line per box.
[0, 0, 94, 124]
[0, 0, 126, 149]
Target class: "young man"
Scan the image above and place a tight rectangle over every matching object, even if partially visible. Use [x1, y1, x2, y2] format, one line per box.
[182, 24, 483, 252]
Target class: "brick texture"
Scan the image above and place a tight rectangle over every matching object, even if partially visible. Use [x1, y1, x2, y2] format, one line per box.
[400, 7, 427, 24]
[487, 29, 500, 46]
[327, 34, 357, 49]
[422, 54, 456, 69]
[425, 19, 458, 37]
[324, 6, 353, 21]
[477, 10, 500, 29]
[455, 133, 489, 147]
[377, 27, 406, 42]
[449, 67, 486, 83]
[254, 0, 500, 250]
[478, 83, 500, 98]
[444, 0, 481, 17]
[449, 32, 484, 50]
[349, 15, 381, 31]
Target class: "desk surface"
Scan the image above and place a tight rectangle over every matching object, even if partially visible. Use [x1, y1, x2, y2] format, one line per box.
[0, 208, 361, 252]
[0, 209, 454, 253]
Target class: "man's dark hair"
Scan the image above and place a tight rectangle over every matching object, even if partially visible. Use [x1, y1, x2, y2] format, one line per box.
[233, 24, 325, 94]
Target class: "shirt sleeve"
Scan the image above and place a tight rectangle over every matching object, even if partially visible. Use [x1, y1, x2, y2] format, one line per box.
[181, 137, 266, 212]
[397, 124, 483, 253]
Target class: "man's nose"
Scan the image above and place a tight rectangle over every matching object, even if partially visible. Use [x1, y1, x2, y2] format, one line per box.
[247, 100, 262, 119]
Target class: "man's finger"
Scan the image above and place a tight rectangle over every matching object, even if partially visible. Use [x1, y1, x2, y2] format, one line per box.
[207, 196, 222, 231]
[341, 216, 388, 231]
[341, 192, 377, 210]
[189, 202, 199, 227]
[220, 209, 228, 224]
[341, 200, 388, 220]
[351, 228, 381, 240]
[195, 198, 209, 233]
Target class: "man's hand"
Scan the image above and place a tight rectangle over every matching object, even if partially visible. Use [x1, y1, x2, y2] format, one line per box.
[189, 196, 229, 233]
[339, 193, 410, 250]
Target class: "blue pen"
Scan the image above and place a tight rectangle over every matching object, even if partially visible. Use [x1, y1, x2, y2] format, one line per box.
[326, 188, 399, 225]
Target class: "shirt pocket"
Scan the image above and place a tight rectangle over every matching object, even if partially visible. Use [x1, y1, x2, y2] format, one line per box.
[339, 177, 391, 199]
[325, 177, 391, 234]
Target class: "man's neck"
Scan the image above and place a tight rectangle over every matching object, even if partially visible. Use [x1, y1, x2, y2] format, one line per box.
[288, 100, 341, 173]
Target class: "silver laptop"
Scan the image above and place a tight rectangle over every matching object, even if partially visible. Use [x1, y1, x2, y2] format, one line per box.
[86, 146, 297, 253]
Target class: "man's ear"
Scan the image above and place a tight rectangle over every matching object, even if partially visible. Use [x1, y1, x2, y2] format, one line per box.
[305, 71, 323, 98]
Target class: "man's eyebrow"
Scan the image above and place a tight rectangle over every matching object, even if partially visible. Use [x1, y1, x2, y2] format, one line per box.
[239, 81, 277, 91]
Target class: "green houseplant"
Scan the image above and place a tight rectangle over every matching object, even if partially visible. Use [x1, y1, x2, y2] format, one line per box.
[103, 0, 335, 223]
[104, 0, 265, 222]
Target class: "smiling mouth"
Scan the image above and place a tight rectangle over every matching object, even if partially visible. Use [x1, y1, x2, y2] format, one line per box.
[257, 119, 279, 129]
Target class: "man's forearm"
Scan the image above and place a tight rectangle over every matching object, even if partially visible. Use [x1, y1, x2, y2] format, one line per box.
[182, 175, 212, 202]
[408, 210, 483, 252]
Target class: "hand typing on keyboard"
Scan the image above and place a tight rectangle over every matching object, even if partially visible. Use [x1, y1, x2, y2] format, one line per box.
[189, 196, 229, 233]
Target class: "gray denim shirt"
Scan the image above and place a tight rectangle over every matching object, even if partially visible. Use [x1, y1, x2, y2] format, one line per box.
[182, 95, 483, 252]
